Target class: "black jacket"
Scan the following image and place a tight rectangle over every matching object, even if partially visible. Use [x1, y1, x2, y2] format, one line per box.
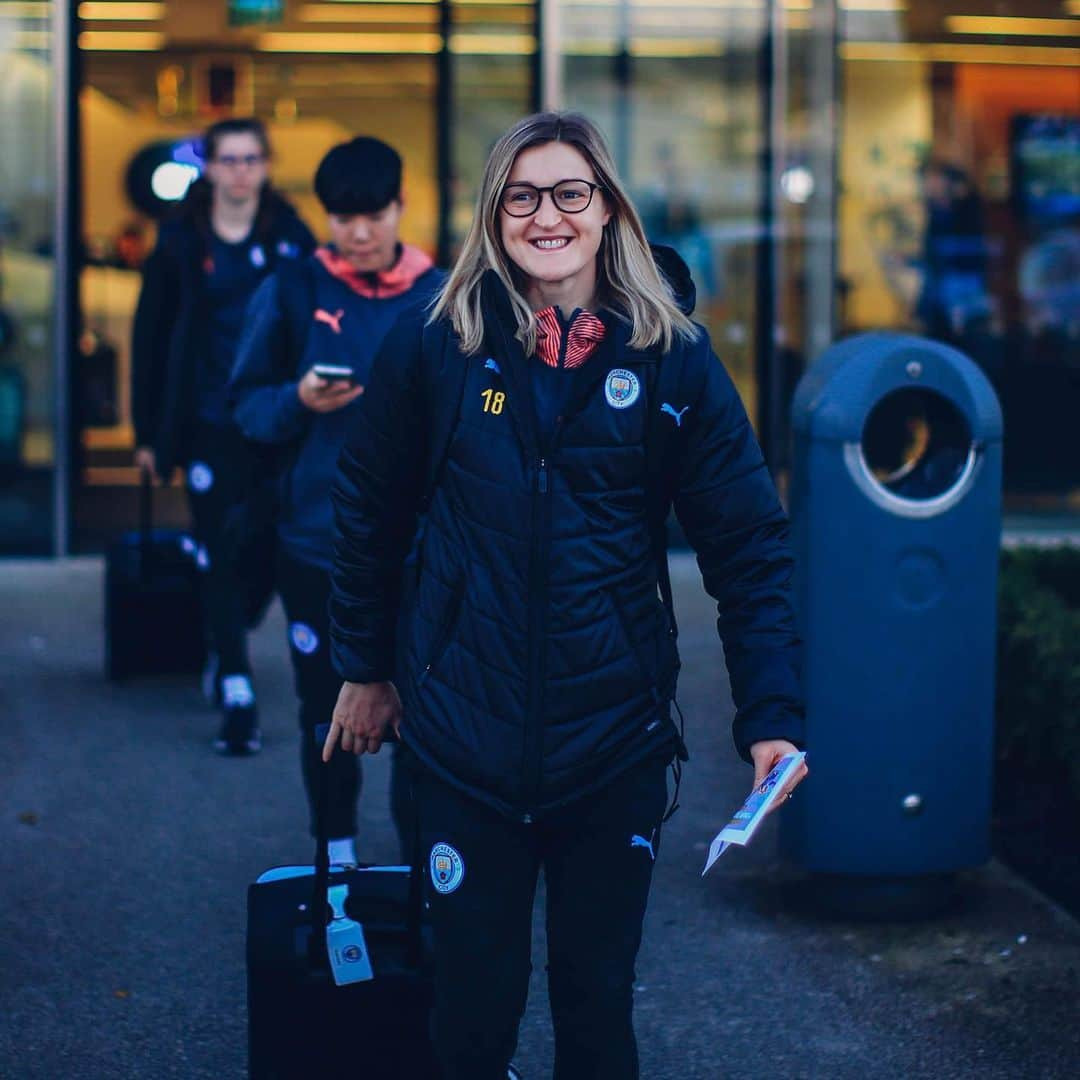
[330, 272, 804, 820]
[229, 254, 445, 571]
[131, 185, 315, 478]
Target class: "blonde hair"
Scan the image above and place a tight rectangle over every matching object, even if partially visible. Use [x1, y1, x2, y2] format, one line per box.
[430, 111, 697, 357]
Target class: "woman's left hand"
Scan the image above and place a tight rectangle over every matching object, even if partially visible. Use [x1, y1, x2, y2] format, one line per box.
[749, 739, 808, 815]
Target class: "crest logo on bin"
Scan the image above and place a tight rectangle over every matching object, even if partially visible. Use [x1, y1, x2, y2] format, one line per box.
[430, 842, 465, 894]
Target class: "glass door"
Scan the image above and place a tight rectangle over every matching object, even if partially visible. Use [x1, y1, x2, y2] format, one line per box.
[0, 0, 65, 554]
[74, 0, 446, 549]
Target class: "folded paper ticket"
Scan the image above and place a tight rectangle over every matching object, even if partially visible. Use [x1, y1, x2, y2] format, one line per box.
[702, 751, 807, 876]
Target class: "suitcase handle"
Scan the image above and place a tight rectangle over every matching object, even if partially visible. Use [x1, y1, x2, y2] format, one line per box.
[310, 725, 424, 965]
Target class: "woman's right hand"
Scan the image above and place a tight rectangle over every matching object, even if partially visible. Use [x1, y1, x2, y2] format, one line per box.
[298, 370, 364, 414]
[323, 681, 402, 760]
[133, 446, 156, 476]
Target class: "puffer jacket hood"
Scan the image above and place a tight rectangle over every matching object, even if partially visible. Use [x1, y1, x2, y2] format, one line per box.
[650, 243, 697, 317]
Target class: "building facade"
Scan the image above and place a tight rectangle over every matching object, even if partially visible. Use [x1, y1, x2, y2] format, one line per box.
[1, 0, 1078, 555]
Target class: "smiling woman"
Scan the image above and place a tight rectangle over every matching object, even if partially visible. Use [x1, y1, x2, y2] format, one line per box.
[326, 109, 806, 1079]
[499, 142, 612, 316]
[432, 110, 696, 358]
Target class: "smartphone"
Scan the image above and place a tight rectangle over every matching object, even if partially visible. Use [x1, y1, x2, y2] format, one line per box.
[311, 363, 355, 384]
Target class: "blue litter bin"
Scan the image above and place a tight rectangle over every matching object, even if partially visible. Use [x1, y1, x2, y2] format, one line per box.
[780, 333, 1003, 917]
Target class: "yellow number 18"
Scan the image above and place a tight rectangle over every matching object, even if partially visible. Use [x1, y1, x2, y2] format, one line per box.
[481, 389, 506, 415]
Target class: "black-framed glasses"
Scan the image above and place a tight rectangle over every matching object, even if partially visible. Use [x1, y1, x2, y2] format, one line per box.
[500, 179, 603, 217]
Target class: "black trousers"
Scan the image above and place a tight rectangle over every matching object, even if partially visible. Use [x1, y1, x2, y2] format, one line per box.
[412, 755, 670, 1080]
[276, 550, 360, 840]
[275, 550, 416, 850]
[185, 422, 271, 679]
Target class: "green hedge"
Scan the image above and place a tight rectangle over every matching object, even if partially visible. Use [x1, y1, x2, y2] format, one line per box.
[996, 546, 1080, 795]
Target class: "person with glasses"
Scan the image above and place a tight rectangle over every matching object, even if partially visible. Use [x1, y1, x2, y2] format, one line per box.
[131, 117, 315, 755]
[323, 111, 807, 1077]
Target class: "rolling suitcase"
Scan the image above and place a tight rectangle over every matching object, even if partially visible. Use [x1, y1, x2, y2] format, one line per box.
[246, 731, 437, 1080]
[104, 470, 206, 681]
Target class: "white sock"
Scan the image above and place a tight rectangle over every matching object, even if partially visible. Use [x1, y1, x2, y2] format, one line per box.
[328, 837, 357, 866]
[222, 674, 255, 709]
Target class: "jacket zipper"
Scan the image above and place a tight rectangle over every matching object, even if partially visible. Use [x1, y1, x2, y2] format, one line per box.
[521, 416, 563, 818]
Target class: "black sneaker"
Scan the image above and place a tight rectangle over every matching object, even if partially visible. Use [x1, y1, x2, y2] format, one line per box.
[214, 705, 262, 756]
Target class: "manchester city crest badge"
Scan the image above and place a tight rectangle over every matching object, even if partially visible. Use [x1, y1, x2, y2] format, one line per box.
[429, 842, 465, 895]
[605, 368, 640, 410]
[188, 462, 214, 492]
[289, 622, 320, 655]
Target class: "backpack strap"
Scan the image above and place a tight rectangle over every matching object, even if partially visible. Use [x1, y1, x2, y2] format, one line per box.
[407, 321, 466, 604]
[643, 343, 690, 640]
[420, 319, 468, 510]
[644, 335, 710, 813]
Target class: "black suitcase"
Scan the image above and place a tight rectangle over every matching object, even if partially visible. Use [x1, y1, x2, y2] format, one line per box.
[246, 734, 437, 1079]
[104, 471, 206, 681]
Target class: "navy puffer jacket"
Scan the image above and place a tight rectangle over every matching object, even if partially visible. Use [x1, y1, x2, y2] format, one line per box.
[330, 273, 804, 820]
[131, 188, 315, 478]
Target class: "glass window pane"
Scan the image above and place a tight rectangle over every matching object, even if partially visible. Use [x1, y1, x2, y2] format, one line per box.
[76, 18, 440, 549]
[0, 0, 57, 554]
[558, 1, 765, 420]
[837, 2, 1080, 506]
[449, 1, 537, 254]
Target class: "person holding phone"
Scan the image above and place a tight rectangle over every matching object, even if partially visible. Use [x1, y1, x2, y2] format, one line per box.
[131, 117, 314, 756]
[229, 136, 443, 866]
[323, 112, 807, 1076]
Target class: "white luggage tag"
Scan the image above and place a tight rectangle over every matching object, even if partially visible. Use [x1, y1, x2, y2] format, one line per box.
[326, 883, 374, 986]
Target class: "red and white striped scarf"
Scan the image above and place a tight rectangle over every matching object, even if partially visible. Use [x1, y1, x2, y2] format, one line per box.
[534, 307, 606, 369]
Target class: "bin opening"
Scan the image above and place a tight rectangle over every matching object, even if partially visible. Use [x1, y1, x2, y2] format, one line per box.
[861, 388, 972, 501]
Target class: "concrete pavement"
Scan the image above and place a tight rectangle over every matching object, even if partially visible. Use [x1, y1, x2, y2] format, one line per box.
[1, 556, 1078, 1079]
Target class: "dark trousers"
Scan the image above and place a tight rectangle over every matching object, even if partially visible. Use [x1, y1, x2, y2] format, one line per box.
[185, 423, 269, 679]
[276, 550, 359, 840]
[277, 550, 416, 853]
[412, 756, 669, 1080]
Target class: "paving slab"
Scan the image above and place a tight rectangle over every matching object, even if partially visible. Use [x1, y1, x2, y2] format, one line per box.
[1, 556, 1078, 1079]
